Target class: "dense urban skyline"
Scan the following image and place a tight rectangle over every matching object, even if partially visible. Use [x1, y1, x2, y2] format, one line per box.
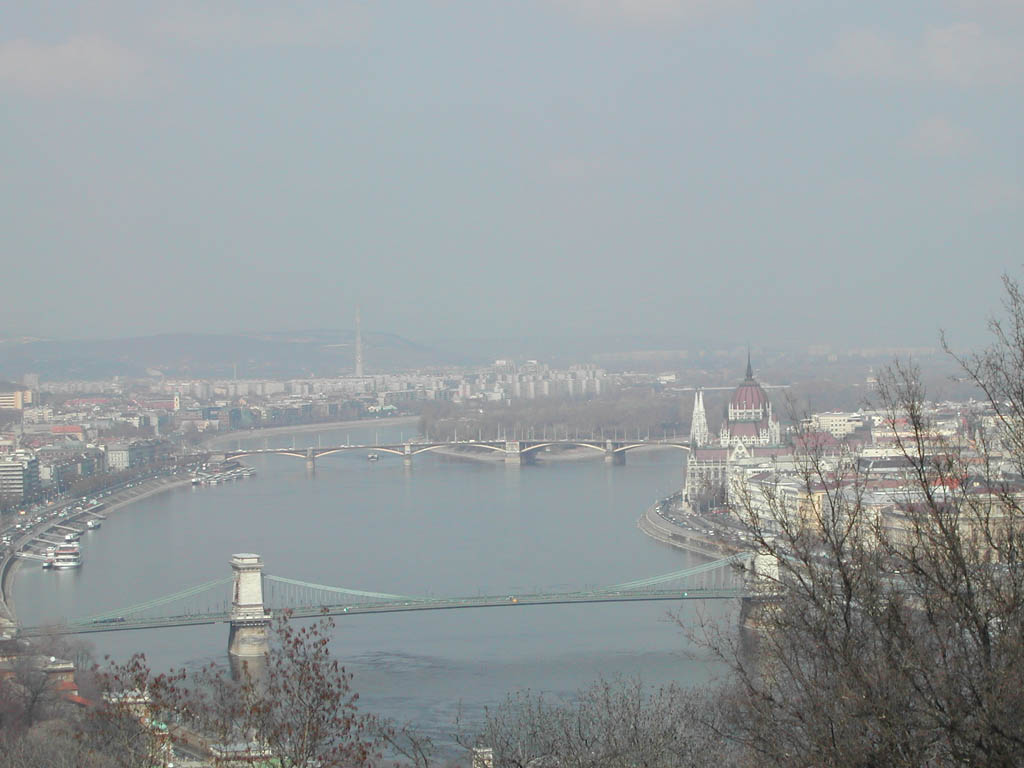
[3, 2, 1021, 346]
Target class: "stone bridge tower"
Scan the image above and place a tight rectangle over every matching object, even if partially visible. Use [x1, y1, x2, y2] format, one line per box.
[228, 553, 271, 659]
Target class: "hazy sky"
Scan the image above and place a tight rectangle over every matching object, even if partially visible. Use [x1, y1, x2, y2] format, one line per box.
[1, 1, 1020, 348]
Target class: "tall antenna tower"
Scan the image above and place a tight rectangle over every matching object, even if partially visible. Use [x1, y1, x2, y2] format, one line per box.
[354, 306, 364, 378]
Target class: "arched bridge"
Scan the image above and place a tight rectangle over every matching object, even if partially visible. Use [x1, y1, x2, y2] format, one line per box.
[221, 437, 691, 467]
[20, 551, 751, 652]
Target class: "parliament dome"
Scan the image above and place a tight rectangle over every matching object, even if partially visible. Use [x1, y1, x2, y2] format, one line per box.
[729, 354, 769, 413]
[730, 380, 770, 412]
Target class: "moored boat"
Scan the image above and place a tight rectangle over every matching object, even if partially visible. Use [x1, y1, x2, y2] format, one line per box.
[51, 543, 82, 569]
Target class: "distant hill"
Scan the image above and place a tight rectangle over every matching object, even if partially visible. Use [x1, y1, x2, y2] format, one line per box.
[0, 331, 449, 380]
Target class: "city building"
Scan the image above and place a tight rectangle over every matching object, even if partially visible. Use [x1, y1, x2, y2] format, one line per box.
[802, 411, 864, 438]
[0, 451, 41, 505]
[683, 356, 785, 508]
[718, 355, 781, 447]
[0, 382, 32, 410]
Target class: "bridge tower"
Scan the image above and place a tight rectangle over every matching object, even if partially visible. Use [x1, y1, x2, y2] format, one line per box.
[739, 551, 778, 632]
[305, 447, 316, 473]
[228, 553, 271, 659]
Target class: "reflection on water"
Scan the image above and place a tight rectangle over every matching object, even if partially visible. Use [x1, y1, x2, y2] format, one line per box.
[14, 424, 734, 743]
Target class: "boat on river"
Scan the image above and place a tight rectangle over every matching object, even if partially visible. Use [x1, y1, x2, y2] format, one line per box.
[48, 543, 82, 569]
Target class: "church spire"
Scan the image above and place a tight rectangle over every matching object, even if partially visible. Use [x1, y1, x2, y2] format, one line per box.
[690, 389, 709, 447]
[745, 346, 753, 380]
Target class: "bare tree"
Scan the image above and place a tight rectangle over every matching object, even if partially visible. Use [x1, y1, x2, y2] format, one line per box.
[695, 277, 1024, 767]
[82, 653, 186, 768]
[0, 720, 95, 768]
[0, 655, 59, 730]
[161, 611, 380, 768]
[469, 678, 737, 768]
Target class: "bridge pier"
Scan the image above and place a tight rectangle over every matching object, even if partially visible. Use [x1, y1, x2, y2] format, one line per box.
[604, 441, 625, 465]
[305, 447, 316, 473]
[505, 441, 523, 465]
[403, 444, 413, 467]
[228, 553, 271, 660]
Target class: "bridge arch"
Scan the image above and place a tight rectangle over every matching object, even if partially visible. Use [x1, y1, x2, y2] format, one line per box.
[223, 449, 309, 461]
[409, 443, 508, 456]
[613, 443, 690, 454]
[313, 446, 406, 458]
[518, 441, 607, 456]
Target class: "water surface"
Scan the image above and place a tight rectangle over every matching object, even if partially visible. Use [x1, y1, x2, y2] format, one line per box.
[15, 424, 733, 742]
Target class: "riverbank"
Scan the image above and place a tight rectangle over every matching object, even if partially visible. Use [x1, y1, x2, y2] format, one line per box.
[638, 503, 742, 559]
[1, 473, 193, 625]
[203, 416, 419, 449]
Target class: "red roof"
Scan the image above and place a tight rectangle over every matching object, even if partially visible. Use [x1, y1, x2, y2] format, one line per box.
[729, 421, 760, 437]
[51, 425, 84, 434]
[63, 694, 94, 708]
[793, 431, 840, 451]
[730, 381, 769, 410]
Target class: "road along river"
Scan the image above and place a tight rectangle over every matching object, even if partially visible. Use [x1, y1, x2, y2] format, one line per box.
[14, 423, 734, 745]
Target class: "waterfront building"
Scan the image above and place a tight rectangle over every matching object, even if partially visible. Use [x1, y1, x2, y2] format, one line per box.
[103, 439, 166, 471]
[683, 355, 785, 508]
[718, 355, 781, 447]
[105, 444, 132, 471]
[0, 451, 41, 504]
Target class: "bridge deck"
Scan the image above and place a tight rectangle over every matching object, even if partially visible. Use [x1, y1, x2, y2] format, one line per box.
[21, 588, 746, 636]
[222, 437, 692, 459]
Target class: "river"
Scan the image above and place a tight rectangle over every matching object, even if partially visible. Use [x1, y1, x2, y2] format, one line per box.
[13, 423, 733, 745]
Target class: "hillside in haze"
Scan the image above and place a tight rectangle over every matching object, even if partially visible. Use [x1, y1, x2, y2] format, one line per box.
[0, 330, 444, 380]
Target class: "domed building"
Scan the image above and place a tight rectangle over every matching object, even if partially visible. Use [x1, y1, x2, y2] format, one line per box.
[683, 354, 784, 507]
[718, 356, 781, 447]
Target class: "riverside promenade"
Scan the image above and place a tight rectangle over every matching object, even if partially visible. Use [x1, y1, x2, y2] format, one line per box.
[638, 502, 744, 560]
[0, 472, 192, 633]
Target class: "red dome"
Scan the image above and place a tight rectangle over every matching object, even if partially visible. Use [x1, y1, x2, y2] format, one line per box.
[731, 381, 769, 411]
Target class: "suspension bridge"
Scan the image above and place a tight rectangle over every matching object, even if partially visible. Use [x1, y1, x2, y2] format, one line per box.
[19, 552, 752, 654]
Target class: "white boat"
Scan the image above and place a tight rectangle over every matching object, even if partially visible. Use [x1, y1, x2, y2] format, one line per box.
[50, 543, 82, 569]
[86, 519, 101, 530]
[367, 453, 380, 461]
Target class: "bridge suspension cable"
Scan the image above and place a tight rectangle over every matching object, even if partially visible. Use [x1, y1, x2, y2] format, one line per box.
[264, 575, 419, 602]
[77, 577, 233, 624]
[597, 553, 748, 592]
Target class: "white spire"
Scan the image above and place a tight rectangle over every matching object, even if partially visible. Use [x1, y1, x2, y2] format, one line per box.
[690, 389, 710, 447]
